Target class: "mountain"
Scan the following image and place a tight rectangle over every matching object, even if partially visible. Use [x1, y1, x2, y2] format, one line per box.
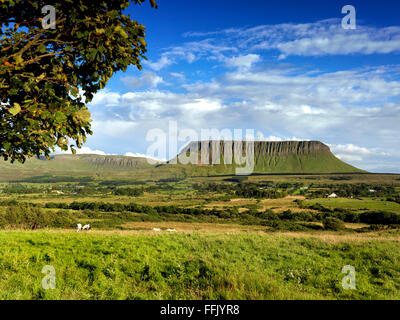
[0, 141, 364, 181]
[166, 140, 364, 174]
[0, 154, 156, 172]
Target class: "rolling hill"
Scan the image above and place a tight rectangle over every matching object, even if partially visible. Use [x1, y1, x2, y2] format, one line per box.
[0, 154, 158, 181]
[0, 154, 156, 172]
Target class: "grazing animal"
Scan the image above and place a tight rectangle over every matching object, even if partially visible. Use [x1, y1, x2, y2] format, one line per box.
[167, 228, 176, 232]
[152, 228, 161, 231]
[76, 223, 82, 232]
[82, 224, 91, 231]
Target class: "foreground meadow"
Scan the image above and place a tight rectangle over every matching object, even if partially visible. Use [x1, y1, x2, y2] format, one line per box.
[0, 228, 399, 300]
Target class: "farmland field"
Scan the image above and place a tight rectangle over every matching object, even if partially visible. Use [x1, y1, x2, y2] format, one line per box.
[0, 229, 399, 300]
[0, 170, 400, 300]
[304, 198, 400, 212]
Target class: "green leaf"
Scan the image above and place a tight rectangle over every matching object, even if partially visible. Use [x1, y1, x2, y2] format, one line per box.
[38, 44, 46, 53]
[73, 108, 92, 123]
[115, 25, 128, 38]
[14, 55, 23, 64]
[139, 38, 146, 47]
[9, 102, 21, 115]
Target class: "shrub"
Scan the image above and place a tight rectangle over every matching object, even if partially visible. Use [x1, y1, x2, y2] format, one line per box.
[0, 204, 75, 229]
[359, 211, 400, 225]
[323, 217, 345, 231]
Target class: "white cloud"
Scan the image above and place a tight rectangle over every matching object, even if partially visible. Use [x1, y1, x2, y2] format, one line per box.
[125, 152, 166, 162]
[144, 39, 237, 71]
[120, 72, 164, 89]
[330, 144, 390, 163]
[91, 120, 137, 137]
[226, 54, 260, 70]
[53, 146, 111, 156]
[89, 90, 121, 107]
[183, 19, 400, 58]
[331, 144, 373, 156]
[170, 72, 185, 80]
[144, 55, 173, 71]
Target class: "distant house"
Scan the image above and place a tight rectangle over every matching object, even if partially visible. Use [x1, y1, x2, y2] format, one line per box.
[369, 189, 377, 193]
[327, 193, 338, 198]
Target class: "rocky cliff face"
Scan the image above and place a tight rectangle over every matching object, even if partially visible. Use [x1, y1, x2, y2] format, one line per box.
[173, 140, 363, 173]
[39, 154, 156, 171]
[254, 141, 330, 155]
[82, 155, 151, 169]
[181, 140, 331, 157]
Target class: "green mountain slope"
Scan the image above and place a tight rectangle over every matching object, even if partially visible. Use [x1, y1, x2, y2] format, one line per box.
[165, 140, 364, 174]
[0, 154, 155, 172]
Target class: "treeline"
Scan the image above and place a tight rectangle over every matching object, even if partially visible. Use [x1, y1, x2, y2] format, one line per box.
[113, 188, 144, 196]
[307, 183, 398, 199]
[304, 202, 400, 225]
[45, 201, 221, 216]
[193, 183, 288, 199]
[0, 184, 146, 197]
[0, 184, 47, 194]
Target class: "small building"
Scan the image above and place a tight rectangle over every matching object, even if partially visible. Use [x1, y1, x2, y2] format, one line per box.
[327, 193, 338, 198]
[369, 189, 377, 193]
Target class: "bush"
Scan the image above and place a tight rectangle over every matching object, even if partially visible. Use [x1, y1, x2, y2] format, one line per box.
[359, 211, 400, 225]
[0, 204, 75, 229]
[323, 217, 345, 231]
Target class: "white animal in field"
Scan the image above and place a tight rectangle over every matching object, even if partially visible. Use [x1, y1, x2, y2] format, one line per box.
[82, 224, 91, 231]
[76, 223, 82, 232]
[152, 228, 161, 232]
[167, 228, 176, 232]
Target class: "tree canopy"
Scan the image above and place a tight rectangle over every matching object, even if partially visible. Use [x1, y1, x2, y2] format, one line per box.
[0, 0, 157, 163]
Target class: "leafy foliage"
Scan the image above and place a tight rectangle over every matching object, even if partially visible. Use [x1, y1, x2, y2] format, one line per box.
[0, 0, 156, 162]
[323, 217, 345, 231]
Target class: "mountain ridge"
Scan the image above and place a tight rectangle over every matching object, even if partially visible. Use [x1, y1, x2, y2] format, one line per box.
[0, 141, 365, 178]
[169, 140, 364, 174]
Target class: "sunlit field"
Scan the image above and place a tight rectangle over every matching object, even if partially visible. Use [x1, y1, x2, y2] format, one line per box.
[0, 171, 399, 299]
[0, 229, 399, 300]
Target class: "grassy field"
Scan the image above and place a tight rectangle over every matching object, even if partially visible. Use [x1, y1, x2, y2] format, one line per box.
[0, 228, 399, 300]
[0, 167, 399, 300]
[304, 198, 400, 212]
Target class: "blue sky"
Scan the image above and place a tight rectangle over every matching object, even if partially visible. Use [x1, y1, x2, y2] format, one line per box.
[70, 0, 400, 173]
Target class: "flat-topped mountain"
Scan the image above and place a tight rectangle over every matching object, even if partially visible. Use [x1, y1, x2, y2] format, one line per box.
[170, 140, 364, 174]
[0, 141, 365, 181]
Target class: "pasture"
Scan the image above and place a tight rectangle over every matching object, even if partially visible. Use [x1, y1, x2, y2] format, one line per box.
[0, 228, 399, 300]
[0, 172, 399, 300]
[304, 198, 400, 212]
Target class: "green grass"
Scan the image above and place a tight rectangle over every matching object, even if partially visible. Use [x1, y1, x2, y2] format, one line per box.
[0, 230, 399, 300]
[305, 198, 400, 213]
